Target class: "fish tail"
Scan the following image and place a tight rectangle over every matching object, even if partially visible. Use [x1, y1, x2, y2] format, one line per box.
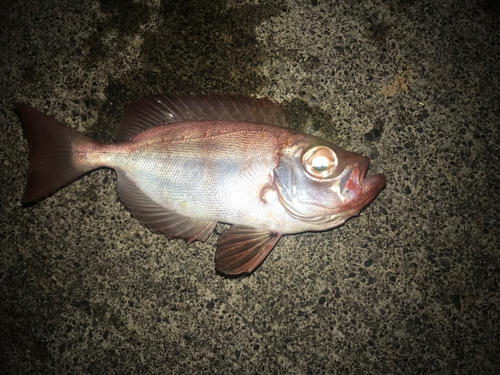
[16, 103, 101, 203]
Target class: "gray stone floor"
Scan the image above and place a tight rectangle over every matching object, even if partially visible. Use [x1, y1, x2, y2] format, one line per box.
[1, 0, 499, 374]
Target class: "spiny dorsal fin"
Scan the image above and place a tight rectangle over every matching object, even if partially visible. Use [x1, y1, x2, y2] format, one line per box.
[114, 94, 290, 141]
[215, 226, 282, 275]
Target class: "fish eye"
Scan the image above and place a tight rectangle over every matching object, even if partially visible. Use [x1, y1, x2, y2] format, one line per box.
[311, 156, 329, 172]
[302, 146, 338, 178]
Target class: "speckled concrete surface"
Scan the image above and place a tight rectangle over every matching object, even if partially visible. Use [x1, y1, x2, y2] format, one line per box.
[1, 0, 499, 374]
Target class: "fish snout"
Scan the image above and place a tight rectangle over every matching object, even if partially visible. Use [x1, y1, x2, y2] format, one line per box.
[340, 156, 386, 205]
[359, 156, 386, 195]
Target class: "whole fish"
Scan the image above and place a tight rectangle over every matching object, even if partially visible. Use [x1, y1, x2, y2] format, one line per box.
[16, 94, 386, 275]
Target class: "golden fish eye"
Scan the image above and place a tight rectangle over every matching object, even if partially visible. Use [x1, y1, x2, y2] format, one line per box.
[302, 146, 338, 178]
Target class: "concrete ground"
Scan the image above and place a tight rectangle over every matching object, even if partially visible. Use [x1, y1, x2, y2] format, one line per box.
[1, 0, 499, 374]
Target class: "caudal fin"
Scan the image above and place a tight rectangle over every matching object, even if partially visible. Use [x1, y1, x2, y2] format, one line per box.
[16, 103, 100, 203]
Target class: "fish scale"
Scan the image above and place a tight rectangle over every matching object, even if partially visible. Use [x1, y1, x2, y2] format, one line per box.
[16, 94, 385, 275]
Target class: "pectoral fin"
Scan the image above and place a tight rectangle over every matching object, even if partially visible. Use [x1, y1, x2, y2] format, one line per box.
[116, 170, 216, 243]
[215, 227, 282, 275]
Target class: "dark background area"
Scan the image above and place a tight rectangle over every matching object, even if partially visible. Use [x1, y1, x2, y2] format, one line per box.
[1, 0, 499, 374]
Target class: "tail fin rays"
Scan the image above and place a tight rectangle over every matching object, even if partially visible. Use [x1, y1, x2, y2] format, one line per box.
[16, 104, 100, 202]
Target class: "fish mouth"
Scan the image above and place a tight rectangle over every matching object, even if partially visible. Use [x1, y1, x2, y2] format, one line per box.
[354, 156, 386, 208]
[359, 156, 386, 192]
[328, 156, 386, 220]
[359, 156, 370, 185]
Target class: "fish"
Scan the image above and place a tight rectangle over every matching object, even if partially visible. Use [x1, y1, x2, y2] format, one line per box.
[16, 94, 386, 275]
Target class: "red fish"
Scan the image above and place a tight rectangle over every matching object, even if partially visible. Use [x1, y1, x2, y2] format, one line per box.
[16, 94, 386, 275]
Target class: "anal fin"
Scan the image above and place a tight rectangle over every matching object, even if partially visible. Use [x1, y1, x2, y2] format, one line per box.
[116, 170, 216, 243]
[215, 226, 282, 275]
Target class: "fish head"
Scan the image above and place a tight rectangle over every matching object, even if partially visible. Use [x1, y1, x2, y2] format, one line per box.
[273, 133, 386, 229]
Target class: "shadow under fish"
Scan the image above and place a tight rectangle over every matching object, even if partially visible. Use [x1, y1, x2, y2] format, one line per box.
[16, 94, 386, 275]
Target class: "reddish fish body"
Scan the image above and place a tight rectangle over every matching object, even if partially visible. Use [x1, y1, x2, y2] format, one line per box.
[17, 94, 386, 275]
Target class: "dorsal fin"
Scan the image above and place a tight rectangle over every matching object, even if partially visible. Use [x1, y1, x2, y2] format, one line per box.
[114, 94, 290, 141]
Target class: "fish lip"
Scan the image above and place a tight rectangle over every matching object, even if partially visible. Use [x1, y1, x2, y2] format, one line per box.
[340, 156, 385, 200]
[359, 156, 370, 186]
[362, 173, 387, 194]
[339, 156, 370, 195]
[358, 156, 386, 194]
[357, 156, 386, 202]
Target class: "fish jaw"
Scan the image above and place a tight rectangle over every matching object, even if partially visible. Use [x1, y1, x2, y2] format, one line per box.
[359, 157, 386, 204]
[335, 156, 386, 219]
